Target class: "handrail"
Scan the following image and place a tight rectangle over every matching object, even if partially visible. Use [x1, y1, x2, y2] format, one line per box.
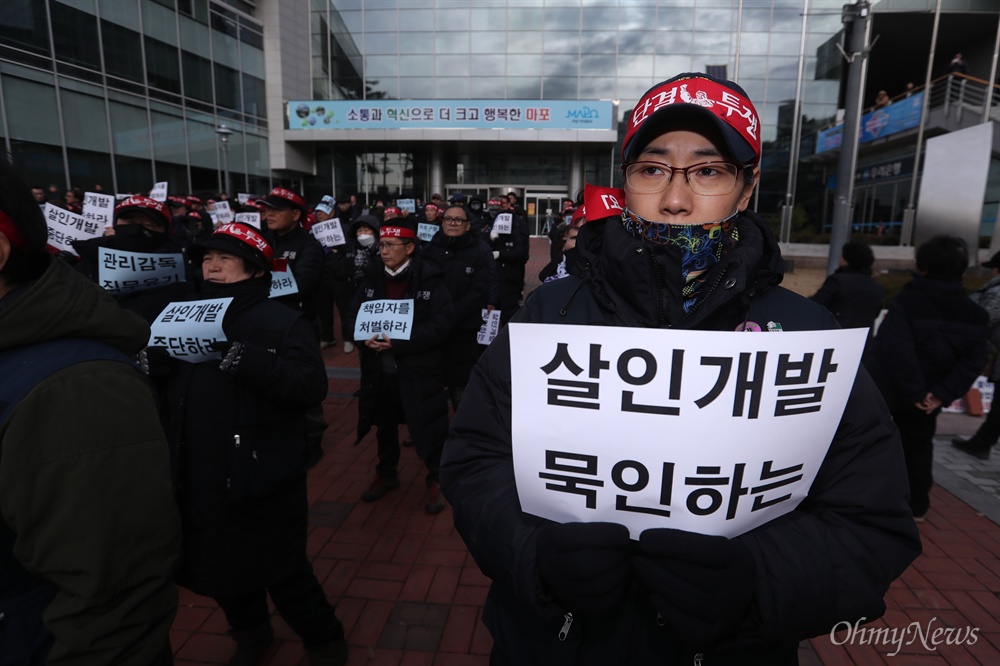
[814, 73, 1000, 134]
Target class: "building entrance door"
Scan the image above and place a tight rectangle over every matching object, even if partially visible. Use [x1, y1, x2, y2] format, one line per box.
[525, 191, 568, 236]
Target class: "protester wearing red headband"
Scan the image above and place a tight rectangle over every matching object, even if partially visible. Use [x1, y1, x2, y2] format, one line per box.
[68, 194, 188, 323]
[442, 72, 920, 664]
[149, 221, 349, 665]
[352, 219, 454, 515]
[0, 159, 183, 665]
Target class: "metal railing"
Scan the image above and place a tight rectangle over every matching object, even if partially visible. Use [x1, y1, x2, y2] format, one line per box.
[929, 73, 1000, 124]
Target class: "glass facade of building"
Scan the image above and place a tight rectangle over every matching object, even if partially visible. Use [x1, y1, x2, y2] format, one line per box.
[0, 0, 270, 196]
[304, 0, 853, 226]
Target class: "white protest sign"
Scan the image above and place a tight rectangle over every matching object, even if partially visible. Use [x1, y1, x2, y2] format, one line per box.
[149, 182, 168, 202]
[417, 223, 438, 242]
[115, 193, 130, 201]
[396, 198, 416, 215]
[82, 192, 115, 229]
[43, 203, 104, 255]
[234, 212, 261, 228]
[98, 248, 185, 294]
[477, 309, 502, 345]
[237, 192, 251, 205]
[492, 212, 513, 234]
[311, 218, 346, 248]
[508, 324, 868, 539]
[149, 297, 233, 362]
[354, 299, 414, 341]
[269, 268, 299, 298]
[213, 200, 234, 224]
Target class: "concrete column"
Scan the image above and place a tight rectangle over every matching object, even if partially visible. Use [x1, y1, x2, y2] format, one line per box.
[568, 145, 583, 201]
[430, 143, 444, 197]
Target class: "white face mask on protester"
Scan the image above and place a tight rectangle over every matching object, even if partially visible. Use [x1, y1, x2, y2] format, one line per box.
[356, 233, 375, 248]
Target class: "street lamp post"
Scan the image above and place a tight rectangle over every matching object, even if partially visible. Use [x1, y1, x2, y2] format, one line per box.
[215, 123, 233, 199]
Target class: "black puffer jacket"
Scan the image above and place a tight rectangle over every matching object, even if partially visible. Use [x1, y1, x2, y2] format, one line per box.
[868, 276, 988, 411]
[353, 253, 454, 450]
[268, 225, 325, 317]
[156, 277, 327, 597]
[422, 231, 494, 334]
[810, 267, 885, 330]
[441, 207, 921, 665]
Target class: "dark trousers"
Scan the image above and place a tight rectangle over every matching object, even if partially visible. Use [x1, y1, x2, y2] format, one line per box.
[969, 396, 1000, 447]
[214, 559, 343, 648]
[374, 371, 406, 480]
[373, 370, 445, 487]
[891, 405, 938, 516]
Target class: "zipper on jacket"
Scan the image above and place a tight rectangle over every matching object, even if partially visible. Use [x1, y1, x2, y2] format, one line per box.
[693, 653, 704, 666]
[558, 612, 574, 641]
[683, 264, 732, 323]
[643, 247, 671, 327]
[234, 434, 241, 448]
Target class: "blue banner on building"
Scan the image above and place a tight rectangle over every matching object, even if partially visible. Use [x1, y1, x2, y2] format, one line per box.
[815, 92, 924, 154]
[286, 100, 613, 131]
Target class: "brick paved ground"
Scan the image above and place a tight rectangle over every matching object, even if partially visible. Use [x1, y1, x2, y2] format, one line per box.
[172, 239, 1000, 665]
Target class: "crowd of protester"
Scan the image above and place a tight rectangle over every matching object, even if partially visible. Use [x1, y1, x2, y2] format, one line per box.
[2, 70, 993, 666]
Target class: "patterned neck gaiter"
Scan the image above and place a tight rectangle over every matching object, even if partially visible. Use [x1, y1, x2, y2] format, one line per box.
[621, 207, 741, 313]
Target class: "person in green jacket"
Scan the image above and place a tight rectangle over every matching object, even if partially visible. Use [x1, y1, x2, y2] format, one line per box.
[0, 158, 182, 665]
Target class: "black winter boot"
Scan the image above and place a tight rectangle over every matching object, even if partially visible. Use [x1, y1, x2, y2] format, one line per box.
[227, 623, 274, 666]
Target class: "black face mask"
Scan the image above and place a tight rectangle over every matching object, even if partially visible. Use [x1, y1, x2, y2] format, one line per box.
[114, 224, 167, 252]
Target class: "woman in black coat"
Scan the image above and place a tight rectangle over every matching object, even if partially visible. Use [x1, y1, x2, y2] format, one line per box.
[152, 222, 347, 666]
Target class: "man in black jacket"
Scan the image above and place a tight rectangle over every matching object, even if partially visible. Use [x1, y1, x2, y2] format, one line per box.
[869, 235, 988, 519]
[71, 195, 189, 323]
[260, 187, 328, 467]
[353, 220, 454, 514]
[441, 72, 920, 665]
[422, 204, 495, 410]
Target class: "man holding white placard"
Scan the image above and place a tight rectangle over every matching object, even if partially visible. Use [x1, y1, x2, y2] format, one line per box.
[70, 195, 188, 323]
[353, 219, 454, 514]
[442, 72, 920, 665]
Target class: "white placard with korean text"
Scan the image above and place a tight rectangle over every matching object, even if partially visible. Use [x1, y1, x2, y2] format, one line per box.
[354, 299, 414, 341]
[234, 212, 260, 228]
[311, 219, 346, 248]
[477, 309, 502, 345]
[82, 192, 115, 229]
[149, 182, 168, 202]
[98, 248, 185, 294]
[213, 200, 234, 224]
[149, 297, 233, 363]
[508, 324, 868, 539]
[417, 223, 438, 242]
[43, 203, 104, 255]
[237, 192, 251, 205]
[270, 268, 299, 298]
[492, 212, 513, 234]
[396, 198, 416, 215]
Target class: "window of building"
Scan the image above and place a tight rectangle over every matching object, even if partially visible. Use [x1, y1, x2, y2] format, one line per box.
[242, 73, 266, 118]
[50, 2, 101, 70]
[144, 37, 181, 93]
[0, 0, 51, 55]
[101, 21, 144, 83]
[214, 62, 240, 110]
[182, 51, 214, 102]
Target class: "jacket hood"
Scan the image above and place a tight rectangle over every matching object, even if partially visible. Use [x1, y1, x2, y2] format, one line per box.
[0, 259, 151, 354]
[572, 208, 784, 329]
[351, 214, 381, 235]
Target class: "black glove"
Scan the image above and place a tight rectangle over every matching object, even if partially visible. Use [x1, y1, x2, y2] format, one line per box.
[633, 528, 756, 646]
[535, 522, 632, 614]
[138, 346, 171, 378]
[213, 340, 245, 375]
